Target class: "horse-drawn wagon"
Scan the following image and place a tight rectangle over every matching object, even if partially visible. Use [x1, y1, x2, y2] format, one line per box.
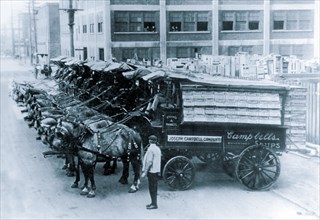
[129, 71, 289, 191]
[12, 57, 294, 196]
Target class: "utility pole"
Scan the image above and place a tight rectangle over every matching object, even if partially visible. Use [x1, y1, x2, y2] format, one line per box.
[28, 1, 34, 64]
[10, 1, 15, 56]
[60, 0, 83, 57]
[31, 0, 38, 54]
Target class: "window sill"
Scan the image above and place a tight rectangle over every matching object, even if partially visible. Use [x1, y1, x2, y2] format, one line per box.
[272, 29, 313, 33]
[169, 31, 210, 34]
[220, 30, 262, 33]
[114, 32, 158, 34]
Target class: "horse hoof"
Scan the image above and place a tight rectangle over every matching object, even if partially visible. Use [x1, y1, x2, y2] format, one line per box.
[80, 188, 89, 195]
[71, 183, 78, 188]
[119, 178, 128, 185]
[128, 188, 138, 193]
[87, 192, 95, 198]
[66, 172, 75, 177]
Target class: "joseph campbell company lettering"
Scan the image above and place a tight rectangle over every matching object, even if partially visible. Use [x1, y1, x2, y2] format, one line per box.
[167, 135, 222, 143]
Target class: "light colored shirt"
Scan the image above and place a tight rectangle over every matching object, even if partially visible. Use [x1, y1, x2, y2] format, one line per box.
[142, 143, 161, 173]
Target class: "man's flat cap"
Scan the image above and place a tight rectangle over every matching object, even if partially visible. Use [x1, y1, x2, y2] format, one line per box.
[148, 135, 158, 141]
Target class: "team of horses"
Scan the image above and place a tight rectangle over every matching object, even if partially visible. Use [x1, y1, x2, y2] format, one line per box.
[11, 57, 157, 198]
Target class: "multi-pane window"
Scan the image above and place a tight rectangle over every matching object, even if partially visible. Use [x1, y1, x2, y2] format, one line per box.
[221, 11, 260, 31]
[98, 22, 103, 32]
[114, 11, 157, 32]
[97, 12, 103, 33]
[169, 11, 209, 32]
[89, 14, 94, 33]
[130, 12, 143, 32]
[122, 48, 135, 61]
[197, 12, 208, 31]
[89, 24, 94, 33]
[177, 47, 189, 58]
[99, 48, 104, 61]
[222, 12, 234, 31]
[144, 12, 156, 32]
[272, 10, 312, 30]
[83, 24, 87, 33]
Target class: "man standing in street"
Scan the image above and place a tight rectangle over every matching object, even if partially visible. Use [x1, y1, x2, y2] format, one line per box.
[141, 135, 161, 210]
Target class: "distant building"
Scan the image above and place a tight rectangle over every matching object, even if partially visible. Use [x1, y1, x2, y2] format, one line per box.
[59, 0, 318, 64]
[36, 2, 61, 60]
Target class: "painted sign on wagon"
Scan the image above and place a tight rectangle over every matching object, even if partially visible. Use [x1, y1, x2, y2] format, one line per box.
[167, 135, 222, 143]
[226, 130, 283, 149]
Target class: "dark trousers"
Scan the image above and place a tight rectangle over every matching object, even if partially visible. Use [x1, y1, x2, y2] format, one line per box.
[147, 172, 158, 206]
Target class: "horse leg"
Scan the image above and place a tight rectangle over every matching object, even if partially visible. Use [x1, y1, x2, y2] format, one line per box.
[62, 155, 68, 170]
[66, 155, 75, 177]
[103, 158, 112, 175]
[111, 158, 117, 173]
[104, 157, 117, 175]
[71, 157, 80, 188]
[118, 156, 129, 185]
[80, 163, 90, 196]
[87, 165, 96, 198]
[128, 158, 141, 193]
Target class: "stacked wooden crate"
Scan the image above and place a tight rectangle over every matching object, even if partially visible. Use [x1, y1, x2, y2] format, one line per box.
[182, 89, 282, 125]
[284, 86, 308, 150]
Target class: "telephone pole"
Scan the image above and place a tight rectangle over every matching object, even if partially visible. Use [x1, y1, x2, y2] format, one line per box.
[10, 1, 15, 56]
[60, 0, 83, 57]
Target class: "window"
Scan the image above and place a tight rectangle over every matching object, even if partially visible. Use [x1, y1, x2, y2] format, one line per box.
[287, 11, 298, 30]
[130, 12, 143, 32]
[222, 12, 234, 31]
[122, 48, 135, 61]
[248, 12, 260, 30]
[235, 12, 247, 31]
[144, 22, 156, 32]
[169, 11, 209, 32]
[170, 22, 182, 31]
[144, 12, 156, 32]
[83, 47, 87, 60]
[89, 24, 94, 33]
[221, 11, 260, 31]
[114, 11, 157, 32]
[99, 48, 104, 61]
[197, 12, 208, 31]
[97, 12, 103, 33]
[83, 25, 87, 33]
[273, 21, 284, 30]
[184, 12, 196, 31]
[272, 10, 312, 31]
[115, 12, 128, 32]
[98, 22, 103, 32]
[177, 48, 189, 58]
[222, 21, 233, 30]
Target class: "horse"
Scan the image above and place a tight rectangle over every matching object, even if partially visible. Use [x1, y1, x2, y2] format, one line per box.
[48, 117, 143, 198]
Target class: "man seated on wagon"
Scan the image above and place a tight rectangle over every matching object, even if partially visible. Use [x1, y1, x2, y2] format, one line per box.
[145, 81, 176, 121]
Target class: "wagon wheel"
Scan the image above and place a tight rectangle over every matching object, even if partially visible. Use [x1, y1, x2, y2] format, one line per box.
[235, 145, 281, 190]
[163, 156, 195, 191]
